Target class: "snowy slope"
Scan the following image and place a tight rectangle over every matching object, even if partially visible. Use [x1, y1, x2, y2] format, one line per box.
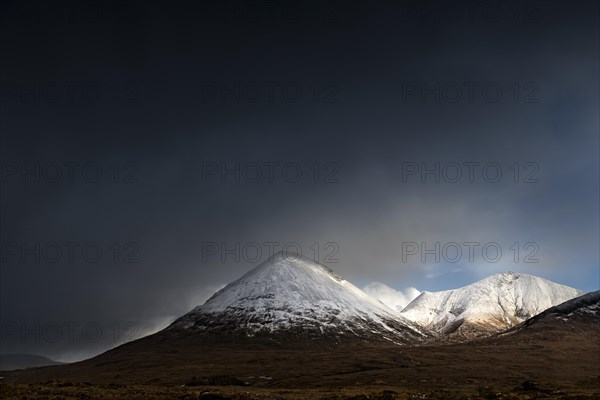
[168, 253, 429, 343]
[517, 290, 600, 326]
[400, 272, 584, 337]
[495, 290, 600, 343]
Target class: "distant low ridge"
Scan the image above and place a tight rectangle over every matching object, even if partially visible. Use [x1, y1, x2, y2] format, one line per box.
[0, 354, 62, 371]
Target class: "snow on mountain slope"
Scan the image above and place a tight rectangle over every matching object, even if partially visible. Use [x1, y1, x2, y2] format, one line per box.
[168, 253, 429, 343]
[517, 290, 600, 326]
[495, 290, 600, 342]
[400, 272, 584, 337]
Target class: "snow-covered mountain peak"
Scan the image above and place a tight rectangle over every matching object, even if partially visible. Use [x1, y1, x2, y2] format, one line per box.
[249, 251, 344, 283]
[400, 271, 583, 337]
[199, 253, 364, 313]
[168, 253, 429, 343]
[475, 271, 533, 284]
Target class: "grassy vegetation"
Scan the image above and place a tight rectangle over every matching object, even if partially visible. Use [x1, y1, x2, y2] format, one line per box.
[1, 381, 599, 400]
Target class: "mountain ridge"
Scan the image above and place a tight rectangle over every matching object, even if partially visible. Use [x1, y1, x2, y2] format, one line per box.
[400, 271, 584, 338]
[505, 289, 600, 333]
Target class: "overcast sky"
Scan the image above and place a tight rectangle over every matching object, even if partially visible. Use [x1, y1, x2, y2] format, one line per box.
[1, 0, 598, 362]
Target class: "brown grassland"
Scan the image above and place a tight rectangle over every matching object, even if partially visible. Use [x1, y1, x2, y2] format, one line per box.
[2, 316, 600, 399]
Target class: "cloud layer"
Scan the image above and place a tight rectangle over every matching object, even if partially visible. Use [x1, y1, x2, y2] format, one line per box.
[363, 283, 422, 312]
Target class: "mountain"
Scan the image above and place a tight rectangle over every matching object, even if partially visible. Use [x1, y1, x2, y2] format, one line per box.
[521, 289, 600, 324]
[0, 354, 62, 371]
[0, 253, 432, 386]
[2, 266, 597, 394]
[499, 290, 600, 340]
[400, 272, 584, 338]
[166, 252, 429, 344]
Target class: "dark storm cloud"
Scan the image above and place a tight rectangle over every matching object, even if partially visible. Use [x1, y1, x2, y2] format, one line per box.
[1, 0, 598, 361]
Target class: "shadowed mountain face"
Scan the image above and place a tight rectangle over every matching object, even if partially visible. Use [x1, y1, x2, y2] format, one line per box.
[521, 290, 600, 323]
[496, 290, 600, 342]
[401, 272, 584, 338]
